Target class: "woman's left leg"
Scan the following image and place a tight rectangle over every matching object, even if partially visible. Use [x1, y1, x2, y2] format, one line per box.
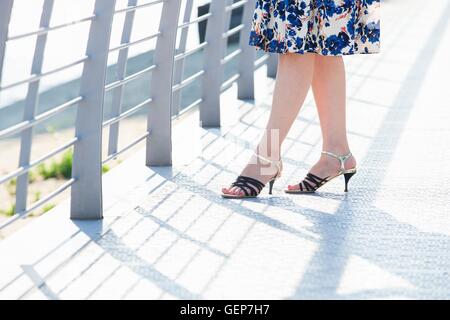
[286, 55, 356, 191]
[223, 53, 316, 196]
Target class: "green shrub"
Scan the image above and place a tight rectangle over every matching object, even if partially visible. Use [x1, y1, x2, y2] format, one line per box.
[6, 178, 16, 196]
[34, 191, 41, 202]
[37, 150, 110, 180]
[42, 203, 56, 213]
[38, 150, 72, 180]
[28, 170, 37, 183]
[0, 204, 15, 217]
[38, 162, 58, 180]
[59, 151, 73, 179]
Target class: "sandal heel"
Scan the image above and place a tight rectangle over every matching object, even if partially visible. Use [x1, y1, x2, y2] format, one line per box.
[344, 172, 356, 192]
[268, 179, 276, 195]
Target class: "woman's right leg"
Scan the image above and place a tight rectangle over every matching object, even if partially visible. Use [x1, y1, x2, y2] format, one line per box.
[223, 52, 316, 196]
[285, 55, 357, 192]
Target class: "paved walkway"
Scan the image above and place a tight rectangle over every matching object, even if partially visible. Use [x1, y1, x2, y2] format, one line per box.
[1, 0, 450, 299]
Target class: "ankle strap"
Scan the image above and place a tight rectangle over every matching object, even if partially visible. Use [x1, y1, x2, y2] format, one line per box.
[254, 153, 273, 164]
[254, 152, 282, 173]
[321, 151, 352, 173]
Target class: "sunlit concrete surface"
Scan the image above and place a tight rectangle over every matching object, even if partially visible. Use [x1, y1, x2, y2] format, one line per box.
[1, 0, 450, 299]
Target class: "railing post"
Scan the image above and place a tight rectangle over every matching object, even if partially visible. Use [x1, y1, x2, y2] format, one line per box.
[224, 0, 233, 34]
[172, 0, 194, 117]
[266, 53, 278, 78]
[0, 0, 14, 80]
[108, 0, 138, 156]
[71, 0, 117, 220]
[15, 0, 55, 214]
[146, 0, 182, 166]
[199, 0, 227, 128]
[237, 0, 256, 100]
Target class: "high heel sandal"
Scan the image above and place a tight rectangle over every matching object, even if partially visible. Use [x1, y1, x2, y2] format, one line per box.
[284, 151, 357, 194]
[221, 153, 283, 199]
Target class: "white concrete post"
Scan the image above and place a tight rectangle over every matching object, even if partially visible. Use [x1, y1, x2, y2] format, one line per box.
[71, 0, 117, 219]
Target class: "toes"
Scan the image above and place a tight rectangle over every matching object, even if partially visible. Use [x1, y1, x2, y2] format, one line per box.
[222, 186, 245, 196]
[232, 187, 243, 196]
[222, 187, 232, 194]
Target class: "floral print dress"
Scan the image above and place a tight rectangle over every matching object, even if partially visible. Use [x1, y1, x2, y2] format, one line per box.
[249, 0, 381, 56]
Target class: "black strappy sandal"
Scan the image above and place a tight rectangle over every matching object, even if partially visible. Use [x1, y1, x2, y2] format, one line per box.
[222, 153, 282, 199]
[284, 151, 357, 194]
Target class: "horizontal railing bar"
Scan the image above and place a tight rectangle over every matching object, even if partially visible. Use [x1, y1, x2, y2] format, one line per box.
[174, 42, 208, 62]
[109, 32, 161, 52]
[114, 0, 165, 15]
[172, 98, 203, 120]
[0, 178, 77, 230]
[24, 178, 76, 216]
[7, 15, 96, 41]
[221, 48, 242, 65]
[103, 97, 152, 127]
[225, 0, 247, 12]
[221, 73, 240, 92]
[102, 132, 149, 164]
[0, 137, 78, 185]
[0, 56, 88, 91]
[172, 70, 205, 92]
[0, 96, 83, 139]
[178, 13, 212, 30]
[105, 64, 156, 91]
[223, 24, 244, 39]
[254, 53, 270, 69]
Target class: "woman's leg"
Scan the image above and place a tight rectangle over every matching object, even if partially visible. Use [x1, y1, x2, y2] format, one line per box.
[286, 55, 356, 191]
[223, 52, 316, 196]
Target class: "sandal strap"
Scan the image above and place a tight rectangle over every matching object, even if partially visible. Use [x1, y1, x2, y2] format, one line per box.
[236, 176, 265, 191]
[231, 175, 265, 196]
[302, 179, 315, 191]
[231, 182, 254, 196]
[231, 182, 250, 196]
[321, 151, 352, 173]
[298, 172, 329, 191]
[305, 173, 326, 188]
[254, 152, 283, 176]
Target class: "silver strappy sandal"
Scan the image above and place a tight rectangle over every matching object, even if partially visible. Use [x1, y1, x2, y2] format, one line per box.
[284, 151, 357, 194]
[222, 153, 283, 199]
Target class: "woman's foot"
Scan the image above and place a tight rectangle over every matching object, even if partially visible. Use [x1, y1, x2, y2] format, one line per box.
[222, 153, 281, 197]
[286, 150, 356, 192]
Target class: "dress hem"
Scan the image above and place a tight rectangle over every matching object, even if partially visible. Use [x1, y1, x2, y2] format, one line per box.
[249, 31, 380, 57]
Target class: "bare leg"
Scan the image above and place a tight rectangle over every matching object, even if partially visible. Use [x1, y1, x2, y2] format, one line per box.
[223, 52, 316, 196]
[286, 55, 356, 191]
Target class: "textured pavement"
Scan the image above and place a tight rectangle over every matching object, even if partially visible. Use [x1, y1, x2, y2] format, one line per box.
[1, 0, 450, 299]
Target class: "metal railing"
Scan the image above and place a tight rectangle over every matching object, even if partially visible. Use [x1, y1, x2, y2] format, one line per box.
[0, 0, 277, 226]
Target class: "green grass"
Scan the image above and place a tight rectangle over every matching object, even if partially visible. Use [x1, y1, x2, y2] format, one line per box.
[37, 152, 71, 180]
[42, 203, 56, 213]
[28, 170, 37, 183]
[0, 204, 15, 217]
[34, 191, 41, 202]
[6, 178, 16, 196]
[37, 150, 110, 180]
[102, 164, 110, 174]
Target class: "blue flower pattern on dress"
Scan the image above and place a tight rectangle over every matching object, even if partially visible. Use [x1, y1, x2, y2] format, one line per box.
[249, 0, 380, 56]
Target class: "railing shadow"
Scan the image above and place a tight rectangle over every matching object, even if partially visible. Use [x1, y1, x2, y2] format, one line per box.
[2, 0, 450, 300]
[289, 0, 450, 299]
